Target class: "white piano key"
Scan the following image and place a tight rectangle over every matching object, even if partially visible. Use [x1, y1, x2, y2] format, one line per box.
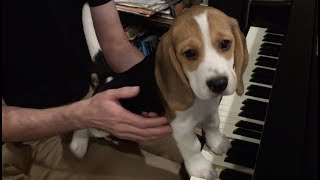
[259, 53, 280, 60]
[219, 115, 264, 126]
[261, 41, 283, 46]
[265, 31, 285, 37]
[241, 27, 268, 84]
[253, 64, 277, 71]
[202, 146, 254, 175]
[220, 93, 269, 106]
[218, 109, 264, 125]
[243, 81, 273, 89]
[247, 27, 268, 49]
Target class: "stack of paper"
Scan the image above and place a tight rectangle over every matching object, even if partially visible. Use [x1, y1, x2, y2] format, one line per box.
[115, 0, 165, 10]
[115, 0, 180, 17]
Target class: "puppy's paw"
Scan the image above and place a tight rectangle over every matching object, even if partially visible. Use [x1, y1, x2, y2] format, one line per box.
[207, 133, 231, 156]
[70, 138, 89, 159]
[185, 156, 218, 180]
[69, 133, 89, 159]
[88, 128, 109, 138]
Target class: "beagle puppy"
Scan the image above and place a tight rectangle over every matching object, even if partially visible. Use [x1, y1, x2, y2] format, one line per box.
[70, 4, 248, 180]
[155, 6, 248, 179]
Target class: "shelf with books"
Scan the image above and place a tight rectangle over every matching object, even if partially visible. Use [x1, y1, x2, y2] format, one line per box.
[118, 1, 209, 56]
[124, 25, 161, 57]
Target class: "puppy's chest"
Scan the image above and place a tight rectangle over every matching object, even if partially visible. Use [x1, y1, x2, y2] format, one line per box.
[193, 97, 220, 117]
[175, 97, 221, 122]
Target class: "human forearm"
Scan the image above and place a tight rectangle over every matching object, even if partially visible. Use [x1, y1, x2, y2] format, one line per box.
[90, 1, 144, 73]
[2, 102, 84, 142]
[2, 87, 172, 143]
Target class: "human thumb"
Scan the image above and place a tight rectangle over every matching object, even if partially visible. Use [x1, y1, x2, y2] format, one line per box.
[109, 86, 140, 100]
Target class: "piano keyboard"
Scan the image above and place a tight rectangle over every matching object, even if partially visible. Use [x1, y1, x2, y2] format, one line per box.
[190, 26, 286, 180]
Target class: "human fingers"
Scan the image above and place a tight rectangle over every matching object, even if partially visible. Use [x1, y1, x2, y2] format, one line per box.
[113, 132, 147, 142]
[146, 112, 158, 118]
[122, 112, 169, 129]
[113, 131, 171, 142]
[113, 123, 172, 138]
[141, 112, 148, 117]
[141, 112, 158, 118]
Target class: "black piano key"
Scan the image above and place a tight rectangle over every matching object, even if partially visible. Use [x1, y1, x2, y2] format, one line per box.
[224, 145, 257, 165]
[231, 139, 259, 151]
[240, 102, 267, 114]
[261, 42, 282, 49]
[239, 108, 267, 119]
[227, 141, 258, 155]
[242, 100, 268, 114]
[224, 144, 257, 169]
[246, 84, 272, 99]
[250, 71, 274, 85]
[255, 60, 276, 69]
[263, 34, 285, 44]
[255, 58, 277, 68]
[239, 109, 266, 121]
[235, 120, 264, 132]
[252, 72, 274, 80]
[260, 43, 281, 51]
[258, 51, 276, 58]
[240, 107, 267, 118]
[242, 99, 269, 107]
[251, 71, 274, 80]
[260, 46, 281, 55]
[252, 67, 275, 77]
[226, 148, 257, 159]
[265, 27, 286, 35]
[241, 102, 267, 112]
[257, 55, 278, 62]
[250, 76, 274, 85]
[258, 49, 280, 58]
[255, 56, 278, 68]
[219, 169, 252, 180]
[259, 43, 281, 57]
[233, 128, 262, 140]
[224, 154, 256, 169]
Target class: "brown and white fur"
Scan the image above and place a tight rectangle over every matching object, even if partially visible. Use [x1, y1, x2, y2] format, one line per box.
[70, 3, 248, 180]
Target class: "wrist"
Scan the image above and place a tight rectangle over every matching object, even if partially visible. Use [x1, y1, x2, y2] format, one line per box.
[102, 41, 144, 73]
[63, 100, 90, 130]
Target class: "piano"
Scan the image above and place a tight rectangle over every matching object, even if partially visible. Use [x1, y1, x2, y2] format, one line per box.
[188, 0, 318, 179]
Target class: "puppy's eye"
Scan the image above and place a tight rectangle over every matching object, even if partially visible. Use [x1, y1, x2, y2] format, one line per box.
[219, 40, 231, 50]
[184, 49, 197, 60]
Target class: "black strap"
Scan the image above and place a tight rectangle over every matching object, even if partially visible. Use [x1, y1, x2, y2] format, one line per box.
[88, 0, 112, 7]
[94, 55, 166, 116]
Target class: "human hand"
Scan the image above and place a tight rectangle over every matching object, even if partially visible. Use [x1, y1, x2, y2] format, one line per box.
[78, 86, 172, 142]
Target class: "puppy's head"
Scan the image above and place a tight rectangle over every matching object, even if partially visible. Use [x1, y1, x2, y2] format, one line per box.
[156, 6, 248, 112]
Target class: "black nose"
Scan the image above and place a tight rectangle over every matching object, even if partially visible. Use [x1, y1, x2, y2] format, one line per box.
[206, 76, 228, 93]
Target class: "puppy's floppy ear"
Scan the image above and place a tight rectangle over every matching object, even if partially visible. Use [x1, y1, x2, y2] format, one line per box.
[230, 18, 249, 96]
[155, 31, 194, 112]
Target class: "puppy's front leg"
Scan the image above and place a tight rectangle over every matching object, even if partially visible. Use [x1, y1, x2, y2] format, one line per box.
[70, 129, 90, 159]
[171, 112, 218, 180]
[203, 109, 231, 156]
